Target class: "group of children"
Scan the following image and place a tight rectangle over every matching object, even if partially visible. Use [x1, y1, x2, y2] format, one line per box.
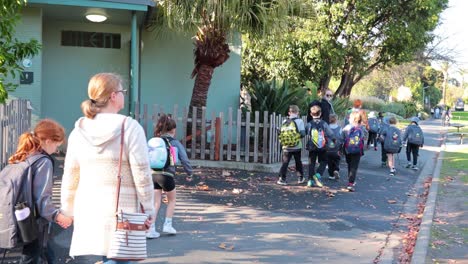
[277, 103, 425, 192]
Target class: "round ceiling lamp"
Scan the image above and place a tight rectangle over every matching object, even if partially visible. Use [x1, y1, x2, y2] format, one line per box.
[86, 14, 108, 23]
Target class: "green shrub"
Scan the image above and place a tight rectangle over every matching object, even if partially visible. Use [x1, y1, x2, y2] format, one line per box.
[247, 79, 308, 117]
[350, 96, 385, 112]
[382, 102, 406, 117]
[402, 101, 419, 118]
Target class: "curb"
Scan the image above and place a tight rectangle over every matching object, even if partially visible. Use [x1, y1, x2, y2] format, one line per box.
[410, 138, 446, 263]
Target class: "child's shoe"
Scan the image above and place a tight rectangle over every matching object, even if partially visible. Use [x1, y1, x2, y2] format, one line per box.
[389, 168, 396, 176]
[298, 176, 305, 184]
[146, 224, 160, 239]
[346, 182, 355, 192]
[405, 162, 412, 168]
[313, 173, 323, 187]
[277, 177, 287, 185]
[307, 179, 315, 187]
[411, 165, 419, 171]
[163, 223, 177, 235]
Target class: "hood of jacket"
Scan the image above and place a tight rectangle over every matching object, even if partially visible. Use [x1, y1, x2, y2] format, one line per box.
[74, 113, 128, 152]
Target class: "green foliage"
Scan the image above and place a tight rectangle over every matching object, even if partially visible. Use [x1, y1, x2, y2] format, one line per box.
[331, 97, 351, 120]
[382, 102, 406, 117]
[401, 101, 419, 118]
[1, 0, 41, 103]
[247, 79, 308, 116]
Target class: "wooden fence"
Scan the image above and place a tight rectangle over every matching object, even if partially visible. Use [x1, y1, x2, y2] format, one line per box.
[134, 103, 309, 164]
[0, 99, 32, 169]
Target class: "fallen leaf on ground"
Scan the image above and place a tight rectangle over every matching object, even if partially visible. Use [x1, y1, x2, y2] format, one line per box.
[232, 188, 243, 194]
[197, 185, 210, 191]
[218, 243, 235, 250]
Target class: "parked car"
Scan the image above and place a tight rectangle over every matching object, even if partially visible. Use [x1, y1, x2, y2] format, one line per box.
[455, 98, 465, 111]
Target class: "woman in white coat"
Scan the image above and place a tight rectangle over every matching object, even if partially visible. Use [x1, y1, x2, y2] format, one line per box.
[60, 73, 155, 264]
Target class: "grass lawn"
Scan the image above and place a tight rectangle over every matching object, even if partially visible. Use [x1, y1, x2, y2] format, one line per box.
[440, 146, 468, 183]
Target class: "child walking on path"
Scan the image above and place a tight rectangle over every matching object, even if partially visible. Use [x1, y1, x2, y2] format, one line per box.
[277, 105, 306, 185]
[403, 117, 424, 170]
[377, 113, 389, 167]
[381, 116, 402, 176]
[306, 105, 335, 187]
[343, 112, 366, 192]
[367, 111, 380, 151]
[1, 119, 72, 263]
[147, 114, 193, 239]
[327, 114, 343, 180]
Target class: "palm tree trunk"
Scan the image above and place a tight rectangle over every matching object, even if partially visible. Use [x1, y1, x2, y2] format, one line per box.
[189, 64, 214, 117]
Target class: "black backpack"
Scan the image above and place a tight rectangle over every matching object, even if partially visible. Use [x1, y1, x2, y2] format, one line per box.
[0, 154, 48, 249]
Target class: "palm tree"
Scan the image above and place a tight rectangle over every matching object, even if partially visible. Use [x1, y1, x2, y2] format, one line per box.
[148, 0, 307, 117]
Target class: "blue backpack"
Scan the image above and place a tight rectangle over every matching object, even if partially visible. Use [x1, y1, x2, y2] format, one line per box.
[148, 137, 177, 170]
[383, 126, 402, 153]
[344, 127, 364, 154]
[368, 118, 380, 133]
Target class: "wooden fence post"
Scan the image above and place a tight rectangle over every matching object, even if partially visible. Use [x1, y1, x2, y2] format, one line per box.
[214, 117, 221, 161]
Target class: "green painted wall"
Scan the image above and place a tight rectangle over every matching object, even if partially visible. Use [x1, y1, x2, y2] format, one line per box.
[41, 19, 130, 134]
[140, 32, 241, 121]
[10, 8, 43, 125]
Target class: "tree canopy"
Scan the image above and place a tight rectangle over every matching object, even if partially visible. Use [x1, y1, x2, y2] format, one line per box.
[0, 0, 41, 103]
[242, 0, 448, 97]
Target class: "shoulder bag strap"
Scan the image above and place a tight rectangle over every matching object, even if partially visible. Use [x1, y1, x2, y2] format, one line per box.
[114, 118, 126, 214]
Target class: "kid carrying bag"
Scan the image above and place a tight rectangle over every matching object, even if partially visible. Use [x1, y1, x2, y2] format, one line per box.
[344, 127, 364, 154]
[384, 126, 402, 153]
[307, 120, 327, 151]
[278, 118, 301, 147]
[408, 125, 424, 145]
[0, 154, 47, 249]
[148, 137, 177, 170]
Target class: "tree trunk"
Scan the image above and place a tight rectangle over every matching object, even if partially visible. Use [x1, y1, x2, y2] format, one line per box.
[319, 75, 331, 93]
[189, 64, 215, 117]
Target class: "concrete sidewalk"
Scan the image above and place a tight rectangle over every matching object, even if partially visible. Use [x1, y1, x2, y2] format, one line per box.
[2, 119, 445, 264]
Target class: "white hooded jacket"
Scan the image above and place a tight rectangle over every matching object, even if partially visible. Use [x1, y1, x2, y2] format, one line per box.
[61, 113, 155, 257]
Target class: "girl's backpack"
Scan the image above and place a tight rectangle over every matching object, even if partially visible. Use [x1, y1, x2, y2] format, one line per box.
[344, 127, 364, 155]
[148, 137, 177, 170]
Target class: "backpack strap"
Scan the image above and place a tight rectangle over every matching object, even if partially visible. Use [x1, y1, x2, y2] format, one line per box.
[161, 136, 175, 167]
[290, 117, 300, 133]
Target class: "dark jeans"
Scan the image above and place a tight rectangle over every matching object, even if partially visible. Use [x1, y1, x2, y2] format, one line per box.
[345, 153, 361, 184]
[327, 151, 341, 176]
[20, 223, 51, 264]
[279, 150, 303, 179]
[380, 141, 387, 163]
[367, 132, 377, 147]
[308, 150, 327, 178]
[406, 143, 420, 165]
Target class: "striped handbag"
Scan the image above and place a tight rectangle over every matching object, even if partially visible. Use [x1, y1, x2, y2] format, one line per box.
[107, 119, 149, 261]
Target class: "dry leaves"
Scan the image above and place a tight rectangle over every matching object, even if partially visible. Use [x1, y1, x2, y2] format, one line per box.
[218, 242, 235, 250]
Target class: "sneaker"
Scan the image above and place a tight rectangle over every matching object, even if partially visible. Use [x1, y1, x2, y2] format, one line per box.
[405, 162, 412, 168]
[328, 175, 336, 180]
[374, 147, 378, 151]
[277, 178, 287, 185]
[163, 223, 177, 234]
[346, 182, 355, 192]
[411, 165, 419, 171]
[333, 170, 340, 179]
[313, 173, 323, 188]
[389, 168, 396, 176]
[298, 176, 305, 184]
[146, 224, 160, 239]
[307, 179, 315, 187]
